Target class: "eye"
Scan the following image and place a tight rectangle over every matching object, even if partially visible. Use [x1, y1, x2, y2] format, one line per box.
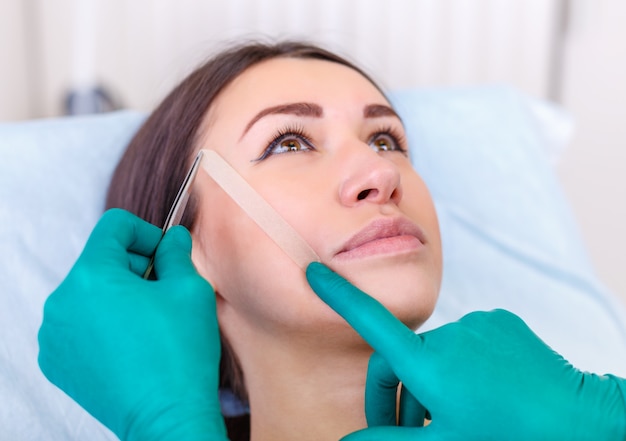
[273, 136, 311, 154]
[254, 126, 315, 161]
[370, 134, 395, 152]
[368, 128, 408, 155]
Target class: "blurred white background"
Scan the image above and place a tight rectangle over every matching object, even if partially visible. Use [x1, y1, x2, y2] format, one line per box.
[1, 0, 625, 304]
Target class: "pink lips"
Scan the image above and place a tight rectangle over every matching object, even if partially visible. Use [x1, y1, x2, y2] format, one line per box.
[335, 217, 426, 260]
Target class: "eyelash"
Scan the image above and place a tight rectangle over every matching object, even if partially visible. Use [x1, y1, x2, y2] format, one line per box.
[254, 124, 314, 162]
[253, 124, 408, 161]
[369, 125, 408, 155]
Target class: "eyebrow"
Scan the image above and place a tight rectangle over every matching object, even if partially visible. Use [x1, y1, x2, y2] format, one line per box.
[241, 103, 323, 139]
[240, 102, 402, 139]
[363, 103, 402, 122]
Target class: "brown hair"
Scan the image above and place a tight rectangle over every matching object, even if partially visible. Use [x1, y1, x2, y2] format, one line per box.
[105, 39, 384, 440]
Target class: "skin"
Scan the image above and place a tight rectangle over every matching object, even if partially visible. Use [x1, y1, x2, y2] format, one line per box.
[190, 57, 443, 441]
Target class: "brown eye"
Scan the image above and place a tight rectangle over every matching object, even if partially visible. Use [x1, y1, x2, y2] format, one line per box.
[367, 129, 408, 156]
[371, 135, 392, 151]
[256, 127, 316, 161]
[370, 134, 397, 152]
[280, 138, 304, 152]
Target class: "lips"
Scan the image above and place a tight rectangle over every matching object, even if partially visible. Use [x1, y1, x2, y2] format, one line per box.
[335, 217, 426, 259]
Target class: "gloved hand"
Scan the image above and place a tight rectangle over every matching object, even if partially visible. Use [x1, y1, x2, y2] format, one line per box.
[306, 262, 626, 441]
[38, 208, 228, 441]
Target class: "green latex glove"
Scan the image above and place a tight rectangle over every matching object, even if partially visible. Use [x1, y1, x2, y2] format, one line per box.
[306, 262, 626, 441]
[38, 208, 228, 441]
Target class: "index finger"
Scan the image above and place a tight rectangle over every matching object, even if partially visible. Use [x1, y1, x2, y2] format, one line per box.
[306, 262, 420, 369]
[86, 208, 162, 259]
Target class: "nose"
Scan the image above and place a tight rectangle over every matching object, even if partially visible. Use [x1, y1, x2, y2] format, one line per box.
[338, 149, 403, 207]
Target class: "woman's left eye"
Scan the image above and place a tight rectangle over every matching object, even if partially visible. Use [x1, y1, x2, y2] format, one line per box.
[368, 131, 407, 154]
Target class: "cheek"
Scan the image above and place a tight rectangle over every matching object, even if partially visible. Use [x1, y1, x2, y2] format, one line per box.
[402, 171, 442, 261]
[191, 173, 260, 304]
[191, 181, 329, 334]
[246, 165, 331, 261]
[381, 157, 440, 260]
[402, 176, 443, 326]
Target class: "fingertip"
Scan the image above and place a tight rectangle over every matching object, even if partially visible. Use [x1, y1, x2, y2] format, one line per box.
[98, 207, 128, 225]
[306, 261, 331, 278]
[306, 261, 351, 292]
[154, 226, 196, 280]
[368, 351, 395, 379]
[306, 263, 338, 299]
[164, 225, 193, 252]
[156, 228, 192, 260]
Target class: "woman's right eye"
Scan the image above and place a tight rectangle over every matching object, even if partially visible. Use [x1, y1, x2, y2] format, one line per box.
[272, 135, 313, 154]
[255, 130, 315, 161]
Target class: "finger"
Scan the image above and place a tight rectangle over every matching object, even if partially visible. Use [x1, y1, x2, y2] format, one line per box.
[365, 352, 400, 426]
[128, 252, 151, 276]
[37, 323, 54, 381]
[38, 321, 71, 393]
[88, 208, 162, 257]
[399, 384, 426, 427]
[341, 426, 427, 441]
[306, 262, 420, 370]
[154, 225, 199, 280]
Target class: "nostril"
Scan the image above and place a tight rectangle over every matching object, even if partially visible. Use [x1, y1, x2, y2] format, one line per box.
[357, 189, 371, 200]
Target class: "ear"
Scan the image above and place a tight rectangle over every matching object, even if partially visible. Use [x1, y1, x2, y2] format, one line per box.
[191, 239, 230, 318]
[190, 230, 221, 295]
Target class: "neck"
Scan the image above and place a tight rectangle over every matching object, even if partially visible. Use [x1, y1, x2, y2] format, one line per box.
[236, 326, 373, 441]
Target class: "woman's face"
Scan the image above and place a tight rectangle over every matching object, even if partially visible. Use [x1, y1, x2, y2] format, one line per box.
[192, 57, 442, 340]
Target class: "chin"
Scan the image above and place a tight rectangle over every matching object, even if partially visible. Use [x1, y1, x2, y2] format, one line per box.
[331, 257, 440, 331]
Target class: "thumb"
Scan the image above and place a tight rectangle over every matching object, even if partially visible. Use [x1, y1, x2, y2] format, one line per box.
[154, 226, 198, 280]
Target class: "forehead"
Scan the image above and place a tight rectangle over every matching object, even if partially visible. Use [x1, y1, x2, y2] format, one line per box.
[209, 57, 389, 119]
